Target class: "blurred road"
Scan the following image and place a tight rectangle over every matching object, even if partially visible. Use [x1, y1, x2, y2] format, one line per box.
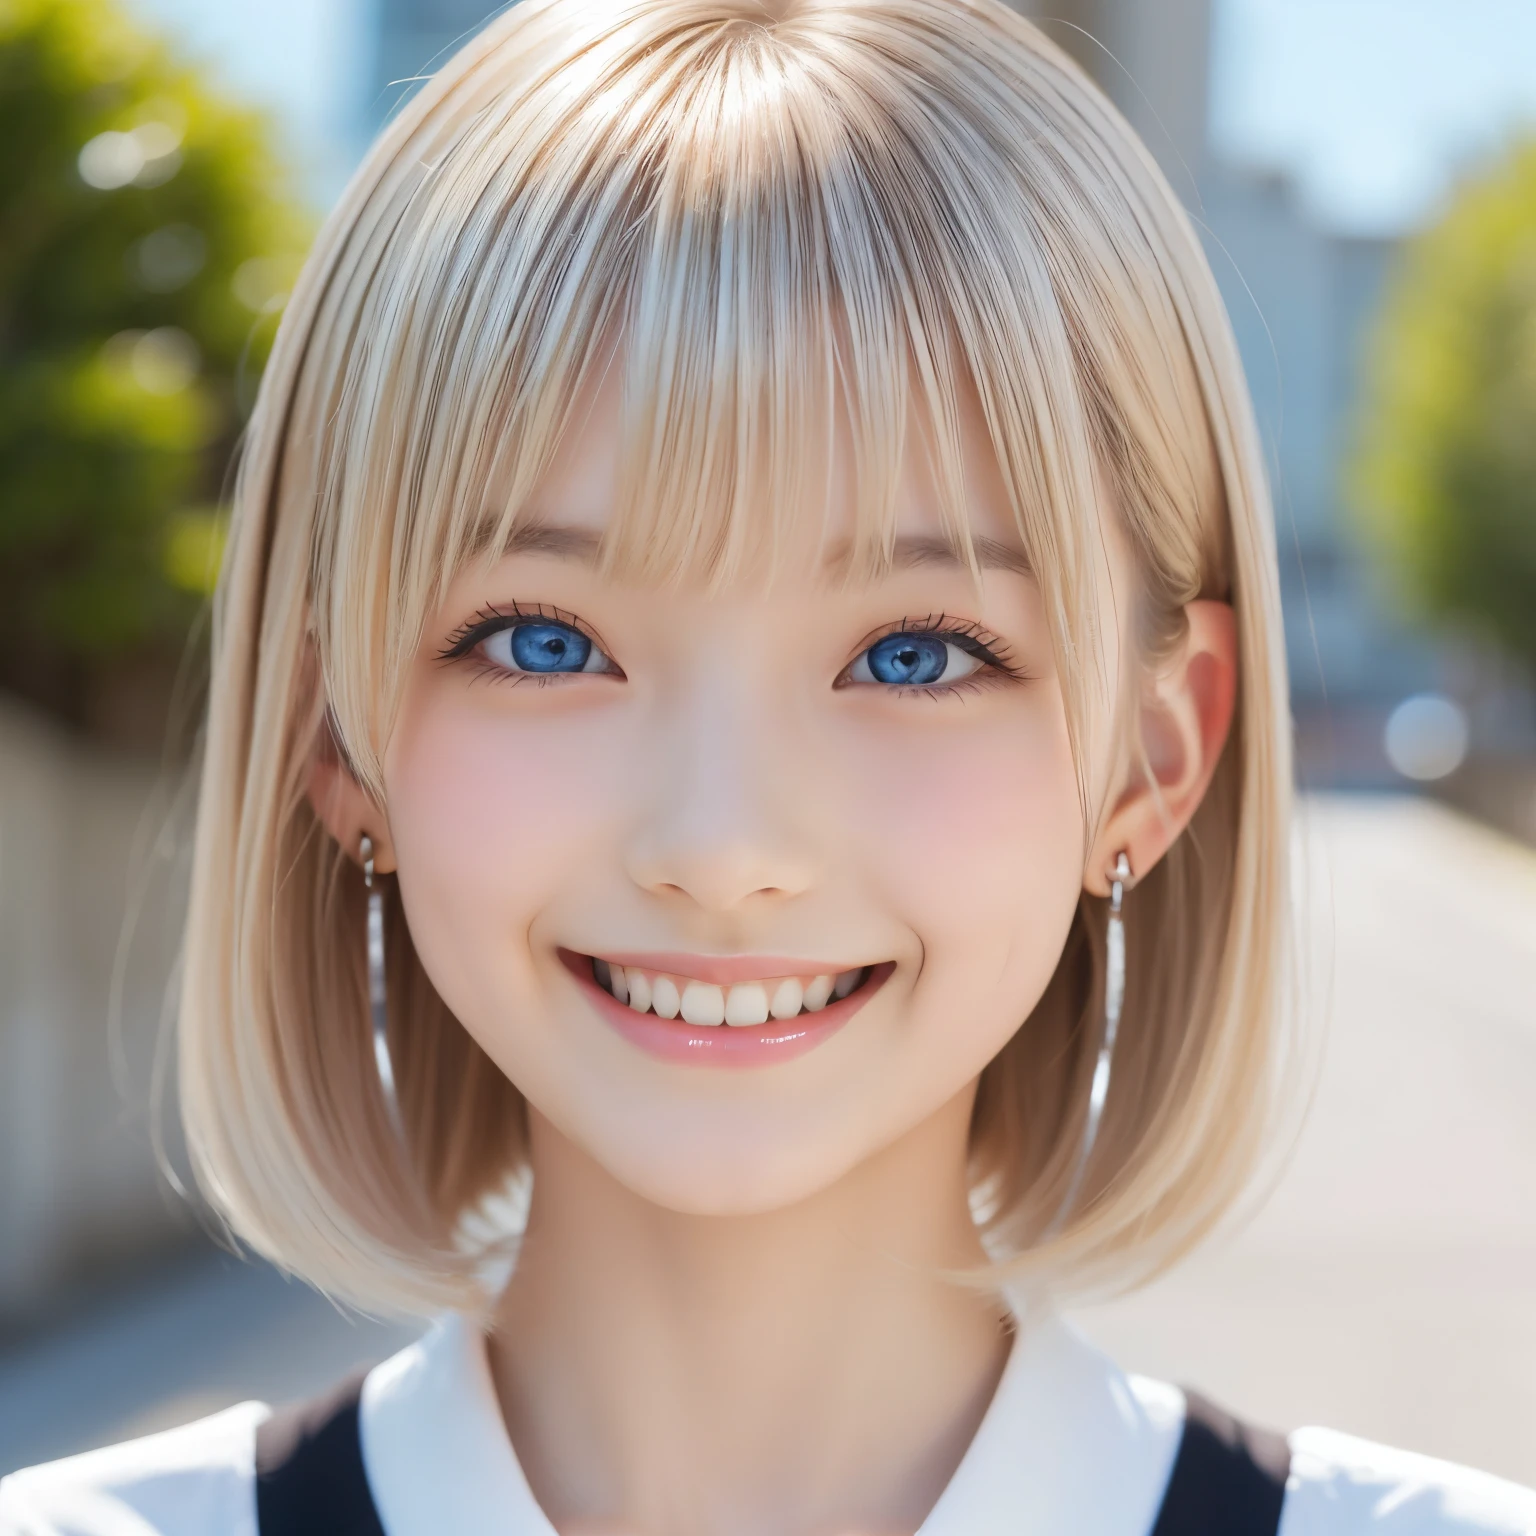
[0, 1249, 418, 1476]
[2, 795, 1533, 1485]
[1076, 795, 1536, 1485]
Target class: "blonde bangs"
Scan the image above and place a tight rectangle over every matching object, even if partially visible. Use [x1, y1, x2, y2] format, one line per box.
[180, 0, 1291, 1313]
[301, 0, 1158, 788]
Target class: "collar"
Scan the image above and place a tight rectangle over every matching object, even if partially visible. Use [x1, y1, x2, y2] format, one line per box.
[359, 1306, 1184, 1536]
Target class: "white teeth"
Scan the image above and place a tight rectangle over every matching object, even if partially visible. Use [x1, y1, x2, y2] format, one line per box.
[680, 980, 726, 1026]
[624, 968, 650, 1012]
[769, 977, 804, 1019]
[594, 960, 874, 1023]
[651, 975, 681, 1020]
[725, 983, 769, 1027]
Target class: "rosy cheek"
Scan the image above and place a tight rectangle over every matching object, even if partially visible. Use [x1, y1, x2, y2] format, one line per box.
[383, 684, 621, 999]
[838, 695, 1083, 972]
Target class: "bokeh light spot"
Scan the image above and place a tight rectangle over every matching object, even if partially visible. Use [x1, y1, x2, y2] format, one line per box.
[78, 130, 143, 189]
[231, 255, 298, 313]
[130, 224, 207, 292]
[1384, 693, 1469, 781]
[125, 327, 201, 395]
[77, 120, 184, 191]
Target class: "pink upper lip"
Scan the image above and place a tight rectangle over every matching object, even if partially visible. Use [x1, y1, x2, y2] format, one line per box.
[583, 950, 867, 985]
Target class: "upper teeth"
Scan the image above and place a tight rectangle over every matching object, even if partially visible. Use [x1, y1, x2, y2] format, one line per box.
[592, 960, 868, 1025]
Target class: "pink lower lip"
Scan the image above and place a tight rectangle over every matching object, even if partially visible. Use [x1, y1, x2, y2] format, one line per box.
[559, 950, 894, 1068]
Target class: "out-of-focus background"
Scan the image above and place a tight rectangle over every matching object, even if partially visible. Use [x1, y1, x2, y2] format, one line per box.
[1, 0, 1534, 1489]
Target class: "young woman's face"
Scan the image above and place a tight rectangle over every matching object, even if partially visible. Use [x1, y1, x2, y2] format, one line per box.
[384, 378, 1118, 1215]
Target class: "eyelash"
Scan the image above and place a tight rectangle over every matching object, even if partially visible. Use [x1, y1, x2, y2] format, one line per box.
[437, 604, 1030, 696]
[841, 613, 1031, 700]
[436, 602, 621, 688]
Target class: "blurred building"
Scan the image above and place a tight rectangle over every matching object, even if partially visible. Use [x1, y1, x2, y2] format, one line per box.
[371, 0, 510, 132]
[0, 703, 195, 1323]
[1027, 0, 1441, 785]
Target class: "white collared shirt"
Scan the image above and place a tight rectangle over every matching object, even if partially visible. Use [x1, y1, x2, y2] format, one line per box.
[3, 1311, 1533, 1534]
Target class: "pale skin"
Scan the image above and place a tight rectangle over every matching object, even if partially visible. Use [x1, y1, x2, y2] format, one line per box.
[310, 374, 1237, 1536]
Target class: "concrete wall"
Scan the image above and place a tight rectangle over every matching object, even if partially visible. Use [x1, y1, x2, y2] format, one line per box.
[0, 698, 196, 1323]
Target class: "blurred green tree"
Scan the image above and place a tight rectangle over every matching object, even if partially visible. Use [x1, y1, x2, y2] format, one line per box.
[1352, 141, 1536, 679]
[0, 0, 308, 740]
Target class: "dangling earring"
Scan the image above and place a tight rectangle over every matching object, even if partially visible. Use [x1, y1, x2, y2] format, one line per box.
[1049, 850, 1132, 1234]
[360, 834, 405, 1142]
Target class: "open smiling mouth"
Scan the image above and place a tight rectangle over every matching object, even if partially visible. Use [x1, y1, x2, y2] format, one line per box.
[578, 955, 880, 1027]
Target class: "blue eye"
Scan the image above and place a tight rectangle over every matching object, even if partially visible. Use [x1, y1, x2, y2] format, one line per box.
[482, 619, 609, 675]
[850, 631, 984, 688]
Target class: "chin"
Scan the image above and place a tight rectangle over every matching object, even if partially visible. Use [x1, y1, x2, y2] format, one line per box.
[573, 1110, 883, 1218]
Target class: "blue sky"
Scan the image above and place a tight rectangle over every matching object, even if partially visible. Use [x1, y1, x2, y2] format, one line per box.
[1211, 0, 1536, 235]
[123, 0, 1536, 233]
[123, 0, 374, 200]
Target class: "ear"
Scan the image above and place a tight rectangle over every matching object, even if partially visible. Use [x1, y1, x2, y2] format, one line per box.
[1084, 600, 1238, 896]
[306, 719, 398, 874]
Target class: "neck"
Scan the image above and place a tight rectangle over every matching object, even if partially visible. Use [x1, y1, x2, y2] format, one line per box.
[487, 1092, 1010, 1536]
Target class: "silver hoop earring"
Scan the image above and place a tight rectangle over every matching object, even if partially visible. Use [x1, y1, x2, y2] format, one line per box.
[361, 835, 405, 1141]
[1050, 850, 1132, 1233]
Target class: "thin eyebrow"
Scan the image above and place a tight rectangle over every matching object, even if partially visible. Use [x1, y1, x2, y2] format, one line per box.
[503, 523, 603, 562]
[498, 523, 1032, 578]
[885, 534, 1033, 579]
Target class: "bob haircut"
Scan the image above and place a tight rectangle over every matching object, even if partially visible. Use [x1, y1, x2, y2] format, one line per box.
[180, 0, 1291, 1315]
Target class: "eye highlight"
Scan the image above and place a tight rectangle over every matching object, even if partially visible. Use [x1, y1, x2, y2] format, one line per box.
[438, 604, 621, 684]
[839, 616, 1026, 697]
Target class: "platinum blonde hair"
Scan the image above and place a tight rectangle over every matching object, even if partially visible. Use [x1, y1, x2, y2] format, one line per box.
[180, 0, 1291, 1314]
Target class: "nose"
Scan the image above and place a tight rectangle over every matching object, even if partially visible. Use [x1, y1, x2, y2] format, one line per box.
[624, 666, 821, 913]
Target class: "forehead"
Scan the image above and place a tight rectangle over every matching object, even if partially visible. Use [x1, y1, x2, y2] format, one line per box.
[511, 352, 1030, 588]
